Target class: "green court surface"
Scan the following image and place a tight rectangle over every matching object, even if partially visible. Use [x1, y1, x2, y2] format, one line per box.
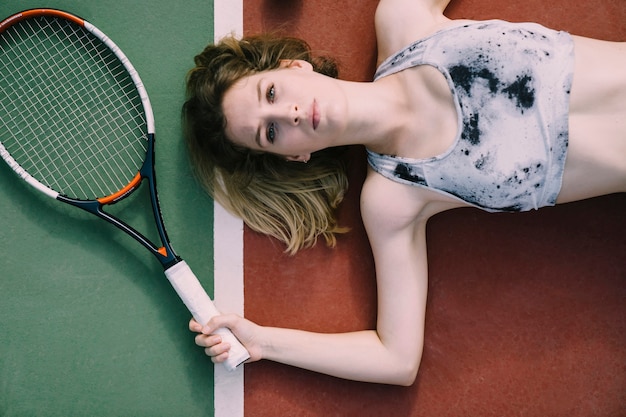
[0, 1, 218, 415]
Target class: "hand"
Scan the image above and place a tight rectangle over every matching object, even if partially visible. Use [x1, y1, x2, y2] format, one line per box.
[189, 314, 262, 364]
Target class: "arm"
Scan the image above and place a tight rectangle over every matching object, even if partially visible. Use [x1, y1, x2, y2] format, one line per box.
[193, 176, 431, 385]
[258, 196, 429, 385]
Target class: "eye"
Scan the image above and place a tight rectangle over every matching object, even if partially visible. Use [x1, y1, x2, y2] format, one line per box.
[266, 122, 276, 144]
[266, 84, 275, 103]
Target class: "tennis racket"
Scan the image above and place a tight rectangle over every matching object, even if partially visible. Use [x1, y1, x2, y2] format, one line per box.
[0, 8, 249, 371]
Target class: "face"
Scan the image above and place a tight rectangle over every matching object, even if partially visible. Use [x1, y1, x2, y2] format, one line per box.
[222, 60, 347, 161]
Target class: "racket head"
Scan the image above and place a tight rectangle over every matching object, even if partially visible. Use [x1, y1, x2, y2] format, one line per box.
[0, 9, 155, 203]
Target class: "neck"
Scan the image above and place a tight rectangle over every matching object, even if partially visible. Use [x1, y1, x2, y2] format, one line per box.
[336, 77, 409, 150]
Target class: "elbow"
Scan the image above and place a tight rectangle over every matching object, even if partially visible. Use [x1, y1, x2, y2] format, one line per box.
[395, 362, 419, 387]
[374, 336, 424, 386]
[393, 341, 423, 386]
[386, 353, 421, 386]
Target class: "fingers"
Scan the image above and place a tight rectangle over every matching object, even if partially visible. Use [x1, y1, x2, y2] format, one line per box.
[194, 332, 231, 363]
[189, 314, 248, 363]
[194, 332, 222, 347]
[210, 351, 230, 364]
[188, 315, 230, 333]
[189, 313, 239, 335]
[189, 318, 202, 333]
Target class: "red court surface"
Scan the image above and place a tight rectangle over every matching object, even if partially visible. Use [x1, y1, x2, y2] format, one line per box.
[241, 1, 626, 416]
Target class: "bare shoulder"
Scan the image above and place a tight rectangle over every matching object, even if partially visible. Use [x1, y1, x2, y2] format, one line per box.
[375, 0, 452, 65]
[360, 167, 462, 236]
[361, 169, 425, 235]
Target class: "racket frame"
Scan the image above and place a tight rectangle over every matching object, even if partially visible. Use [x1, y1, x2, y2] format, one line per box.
[0, 8, 250, 369]
[1, 8, 176, 267]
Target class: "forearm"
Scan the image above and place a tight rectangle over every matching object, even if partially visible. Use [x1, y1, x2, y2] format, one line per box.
[259, 326, 420, 385]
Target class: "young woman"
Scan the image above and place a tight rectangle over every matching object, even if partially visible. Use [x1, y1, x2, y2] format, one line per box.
[183, 0, 625, 385]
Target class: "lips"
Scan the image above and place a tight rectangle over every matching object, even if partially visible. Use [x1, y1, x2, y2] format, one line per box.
[311, 99, 320, 130]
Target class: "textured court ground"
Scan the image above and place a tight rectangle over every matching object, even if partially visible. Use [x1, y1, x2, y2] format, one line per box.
[1, 1, 624, 416]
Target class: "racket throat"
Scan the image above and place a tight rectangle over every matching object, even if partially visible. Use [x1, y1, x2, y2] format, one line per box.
[57, 195, 180, 268]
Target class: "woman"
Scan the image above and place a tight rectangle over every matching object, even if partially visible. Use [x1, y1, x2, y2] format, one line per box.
[184, 0, 625, 385]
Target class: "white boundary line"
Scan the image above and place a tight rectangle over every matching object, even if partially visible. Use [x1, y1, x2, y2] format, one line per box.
[213, 1, 244, 417]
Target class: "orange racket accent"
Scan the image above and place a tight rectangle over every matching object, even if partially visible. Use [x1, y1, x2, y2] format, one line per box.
[23, 9, 84, 26]
[98, 173, 142, 204]
[157, 247, 169, 257]
[1, 9, 85, 33]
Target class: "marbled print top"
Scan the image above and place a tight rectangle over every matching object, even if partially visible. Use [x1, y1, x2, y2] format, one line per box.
[367, 20, 574, 212]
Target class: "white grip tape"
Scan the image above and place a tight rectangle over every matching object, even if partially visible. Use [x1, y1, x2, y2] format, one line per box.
[165, 261, 250, 371]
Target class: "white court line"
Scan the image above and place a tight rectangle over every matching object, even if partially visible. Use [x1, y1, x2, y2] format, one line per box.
[213, 3, 244, 417]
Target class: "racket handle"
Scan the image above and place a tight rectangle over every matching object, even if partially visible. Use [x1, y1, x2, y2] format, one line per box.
[164, 261, 250, 371]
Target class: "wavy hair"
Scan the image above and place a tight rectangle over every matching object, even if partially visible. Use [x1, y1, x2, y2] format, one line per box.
[182, 34, 349, 254]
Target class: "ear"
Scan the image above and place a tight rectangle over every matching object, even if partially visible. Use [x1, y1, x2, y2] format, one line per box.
[285, 153, 311, 163]
[278, 59, 314, 71]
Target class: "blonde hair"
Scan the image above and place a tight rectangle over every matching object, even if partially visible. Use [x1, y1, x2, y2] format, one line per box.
[183, 34, 349, 254]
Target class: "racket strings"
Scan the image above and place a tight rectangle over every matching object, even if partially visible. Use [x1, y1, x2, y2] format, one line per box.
[0, 15, 148, 200]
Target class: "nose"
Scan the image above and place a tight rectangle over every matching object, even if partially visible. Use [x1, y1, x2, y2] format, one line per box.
[287, 104, 300, 126]
[263, 104, 300, 126]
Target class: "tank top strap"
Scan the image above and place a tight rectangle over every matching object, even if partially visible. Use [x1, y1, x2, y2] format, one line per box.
[374, 39, 428, 81]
